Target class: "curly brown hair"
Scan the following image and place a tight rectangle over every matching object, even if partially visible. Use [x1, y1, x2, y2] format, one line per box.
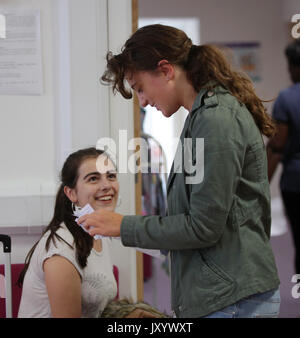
[101, 24, 275, 138]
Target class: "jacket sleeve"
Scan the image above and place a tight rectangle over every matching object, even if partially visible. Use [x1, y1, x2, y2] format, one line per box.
[121, 103, 246, 250]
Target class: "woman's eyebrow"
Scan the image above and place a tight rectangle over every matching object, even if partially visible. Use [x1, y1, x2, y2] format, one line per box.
[106, 170, 117, 174]
[83, 170, 117, 180]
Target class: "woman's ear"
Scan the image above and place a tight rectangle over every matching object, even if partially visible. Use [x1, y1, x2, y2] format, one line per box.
[63, 186, 77, 203]
[157, 60, 175, 81]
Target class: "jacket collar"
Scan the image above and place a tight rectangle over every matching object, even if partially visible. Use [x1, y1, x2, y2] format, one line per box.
[190, 86, 209, 115]
[167, 82, 230, 191]
[191, 82, 231, 113]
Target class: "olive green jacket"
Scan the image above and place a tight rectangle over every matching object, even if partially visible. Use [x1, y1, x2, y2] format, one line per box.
[121, 85, 280, 318]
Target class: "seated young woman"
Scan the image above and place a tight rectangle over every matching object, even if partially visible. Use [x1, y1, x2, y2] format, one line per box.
[17, 147, 158, 318]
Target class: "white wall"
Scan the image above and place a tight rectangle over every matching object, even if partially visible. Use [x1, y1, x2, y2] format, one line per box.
[0, 0, 56, 197]
[0, 0, 138, 301]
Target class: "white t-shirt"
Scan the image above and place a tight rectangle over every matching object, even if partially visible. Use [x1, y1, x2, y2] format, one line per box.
[18, 223, 117, 318]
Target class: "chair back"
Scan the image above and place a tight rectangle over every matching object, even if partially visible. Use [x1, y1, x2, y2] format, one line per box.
[0, 264, 24, 318]
[0, 264, 119, 317]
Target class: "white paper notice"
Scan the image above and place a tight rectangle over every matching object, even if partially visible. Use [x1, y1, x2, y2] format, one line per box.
[0, 10, 43, 95]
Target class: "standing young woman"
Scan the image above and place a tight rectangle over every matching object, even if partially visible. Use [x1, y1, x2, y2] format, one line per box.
[79, 25, 280, 318]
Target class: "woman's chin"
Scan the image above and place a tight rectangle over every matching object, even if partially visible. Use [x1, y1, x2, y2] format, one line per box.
[92, 203, 116, 212]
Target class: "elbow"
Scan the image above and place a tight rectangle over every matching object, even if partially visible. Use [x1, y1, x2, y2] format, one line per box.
[190, 215, 224, 248]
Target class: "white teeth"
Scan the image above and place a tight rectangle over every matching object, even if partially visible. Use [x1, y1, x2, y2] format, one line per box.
[98, 196, 112, 201]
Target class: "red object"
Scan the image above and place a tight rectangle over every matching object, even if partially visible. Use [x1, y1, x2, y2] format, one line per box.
[0, 263, 119, 318]
[143, 254, 152, 281]
[113, 265, 119, 299]
[0, 264, 24, 318]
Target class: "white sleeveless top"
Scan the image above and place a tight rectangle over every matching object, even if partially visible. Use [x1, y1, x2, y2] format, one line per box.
[18, 223, 117, 318]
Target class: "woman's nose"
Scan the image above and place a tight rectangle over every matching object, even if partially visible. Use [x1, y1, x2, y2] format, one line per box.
[100, 178, 112, 191]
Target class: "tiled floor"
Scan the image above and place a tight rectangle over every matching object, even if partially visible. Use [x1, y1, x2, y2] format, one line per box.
[144, 222, 300, 318]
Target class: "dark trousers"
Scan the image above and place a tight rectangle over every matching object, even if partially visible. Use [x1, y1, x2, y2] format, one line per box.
[281, 190, 300, 274]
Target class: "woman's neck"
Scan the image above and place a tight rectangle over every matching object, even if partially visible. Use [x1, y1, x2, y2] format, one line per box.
[175, 67, 198, 112]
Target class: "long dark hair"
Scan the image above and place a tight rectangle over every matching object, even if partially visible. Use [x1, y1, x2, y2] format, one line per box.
[17, 147, 106, 287]
[101, 24, 275, 137]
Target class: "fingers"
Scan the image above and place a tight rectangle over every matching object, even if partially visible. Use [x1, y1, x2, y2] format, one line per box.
[76, 213, 111, 237]
[77, 214, 89, 225]
[78, 213, 99, 227]
[75, 211, 122, 238]
[77, 214, 102, 236]
[88, 227, 99, 237]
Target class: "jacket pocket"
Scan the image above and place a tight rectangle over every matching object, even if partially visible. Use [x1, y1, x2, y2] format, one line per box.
[200, 251, 234, 286]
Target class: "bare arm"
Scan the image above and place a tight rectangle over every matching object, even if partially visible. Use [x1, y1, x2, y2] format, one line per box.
[44, 255, 82, 318]
[266, 123, 289, 182]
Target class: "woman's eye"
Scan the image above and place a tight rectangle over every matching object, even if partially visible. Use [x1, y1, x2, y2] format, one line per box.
[88, 176, 98, 182]
[108, 173, 117, 180]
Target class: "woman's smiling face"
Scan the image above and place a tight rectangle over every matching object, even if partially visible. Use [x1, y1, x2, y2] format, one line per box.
[69, 155, 119, 212]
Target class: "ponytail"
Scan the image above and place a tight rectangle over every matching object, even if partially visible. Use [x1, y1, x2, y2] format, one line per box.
[185, 44, 276, 138]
